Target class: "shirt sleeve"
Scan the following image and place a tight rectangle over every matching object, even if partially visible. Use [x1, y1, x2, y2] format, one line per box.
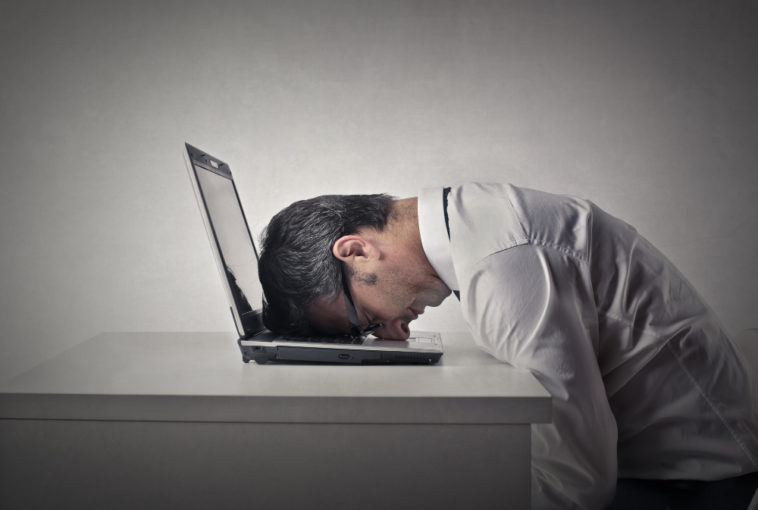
[460, 244, 618, 510]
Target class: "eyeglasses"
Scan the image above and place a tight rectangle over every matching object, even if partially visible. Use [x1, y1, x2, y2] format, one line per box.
[341, 266, 383, 341]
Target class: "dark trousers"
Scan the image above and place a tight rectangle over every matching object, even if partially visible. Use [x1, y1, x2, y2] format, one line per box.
[605, 472, 758, 510]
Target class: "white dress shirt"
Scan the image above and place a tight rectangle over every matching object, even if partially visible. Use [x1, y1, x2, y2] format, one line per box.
[418, 183, 758, 510]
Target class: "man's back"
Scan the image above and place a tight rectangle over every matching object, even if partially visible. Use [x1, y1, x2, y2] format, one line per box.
[424, 183, 758, 508]
[586, 201, 758, 479]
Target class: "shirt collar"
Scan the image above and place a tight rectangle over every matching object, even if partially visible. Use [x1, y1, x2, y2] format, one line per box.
[417, 186, 459, 291]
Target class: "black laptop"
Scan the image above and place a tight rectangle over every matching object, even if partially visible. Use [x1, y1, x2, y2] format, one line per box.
[184, 143, 443, 364]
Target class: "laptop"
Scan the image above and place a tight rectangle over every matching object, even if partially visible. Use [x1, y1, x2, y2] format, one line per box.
[184, 143, 444, 364]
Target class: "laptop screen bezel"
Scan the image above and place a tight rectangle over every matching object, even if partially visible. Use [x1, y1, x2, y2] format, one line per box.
[184, 143, 266, 338]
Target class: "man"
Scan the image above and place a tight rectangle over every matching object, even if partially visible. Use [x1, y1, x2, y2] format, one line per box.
[258, 182, 758, 509]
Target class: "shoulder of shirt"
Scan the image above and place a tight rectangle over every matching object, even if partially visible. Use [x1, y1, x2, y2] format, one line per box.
[446, 182, 593, 264]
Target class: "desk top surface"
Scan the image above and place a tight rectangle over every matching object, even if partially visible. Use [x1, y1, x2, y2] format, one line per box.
[0, 332, 550, 424]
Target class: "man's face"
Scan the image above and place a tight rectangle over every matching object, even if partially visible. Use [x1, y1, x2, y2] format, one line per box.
[308, 262, 451, 340]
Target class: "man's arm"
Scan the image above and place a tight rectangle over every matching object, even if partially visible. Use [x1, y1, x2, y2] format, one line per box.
[460, 244, 617, 510]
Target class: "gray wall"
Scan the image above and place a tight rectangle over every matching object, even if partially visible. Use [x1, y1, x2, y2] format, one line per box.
[2, 0, 757, 380]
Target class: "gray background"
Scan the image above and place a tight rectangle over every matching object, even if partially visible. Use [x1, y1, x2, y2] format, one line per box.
[1, 0, 756, 381]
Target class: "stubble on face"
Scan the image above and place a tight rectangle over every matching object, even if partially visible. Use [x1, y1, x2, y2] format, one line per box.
[351, 269, 377, 286]
[366, 267, 451, 331]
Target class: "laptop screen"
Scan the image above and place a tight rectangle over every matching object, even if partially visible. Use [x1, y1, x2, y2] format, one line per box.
[185, 144, 264, 337]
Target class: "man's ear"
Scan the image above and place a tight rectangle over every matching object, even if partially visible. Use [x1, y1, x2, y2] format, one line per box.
[332, 235, 379, 262]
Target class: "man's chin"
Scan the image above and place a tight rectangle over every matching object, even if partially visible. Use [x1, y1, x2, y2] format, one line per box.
[425, 290, 452, 308]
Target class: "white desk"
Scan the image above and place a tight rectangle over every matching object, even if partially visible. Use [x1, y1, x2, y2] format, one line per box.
[0, 332, 550, 510]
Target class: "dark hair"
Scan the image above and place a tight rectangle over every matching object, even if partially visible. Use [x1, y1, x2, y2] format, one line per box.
[258, 194, 394, 335]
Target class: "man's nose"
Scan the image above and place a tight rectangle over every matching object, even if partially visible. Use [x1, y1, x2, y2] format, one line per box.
[377, 318, 411, 340]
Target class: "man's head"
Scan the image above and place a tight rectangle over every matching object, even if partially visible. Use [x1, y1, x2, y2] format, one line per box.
[258, 194, 450, 340]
